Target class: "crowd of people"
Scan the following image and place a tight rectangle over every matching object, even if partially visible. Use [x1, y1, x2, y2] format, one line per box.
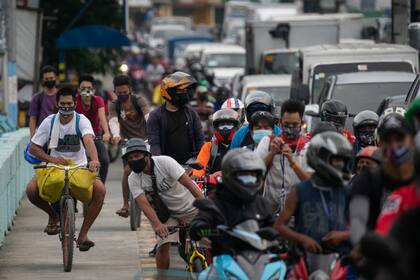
[24, 63, 420, 279]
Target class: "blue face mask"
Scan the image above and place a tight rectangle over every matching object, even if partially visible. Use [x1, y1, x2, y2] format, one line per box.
[252, 129, 272, 144]
[236, 175, 259, 186]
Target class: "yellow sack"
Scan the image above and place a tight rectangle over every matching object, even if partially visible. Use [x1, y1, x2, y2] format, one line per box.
[37, 167, 65, 203]
[37, 166, 96, 204]
[68, 169, 96, 204]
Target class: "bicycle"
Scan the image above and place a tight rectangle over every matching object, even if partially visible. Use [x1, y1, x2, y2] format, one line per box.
[34, 163, 89, 272]
[167, 225, 208, 273]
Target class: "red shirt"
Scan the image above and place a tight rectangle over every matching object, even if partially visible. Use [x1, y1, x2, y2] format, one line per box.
[75, 95, 104, 134]
[375, 183, 420, 235]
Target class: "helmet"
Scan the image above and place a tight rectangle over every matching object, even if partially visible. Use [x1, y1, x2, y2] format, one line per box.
[244, 91, 274, 121]
[405, 98, 420, 130]
[355, 146, 382, 166]
[160, 72, 197, 106]
[320, 99, 348, 130]
[221, 149, 266, 202]
[222, 98, 245, 123]
[353, 110, 379, 147]
[215, 86, 230, 104]
[306, 131, 353, 188]
[377, 112, 413, 143]
[212, 109, 241, 144]
[121, 138, 151, 160]
[249, 111, 276, 129]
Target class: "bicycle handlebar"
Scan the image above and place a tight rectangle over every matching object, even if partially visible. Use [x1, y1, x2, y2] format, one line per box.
[34, 163, 88, 171]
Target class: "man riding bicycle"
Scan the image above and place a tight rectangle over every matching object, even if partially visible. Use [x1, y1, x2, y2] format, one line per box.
[25, 87, 106, 252]
[123, 138, 204, 269]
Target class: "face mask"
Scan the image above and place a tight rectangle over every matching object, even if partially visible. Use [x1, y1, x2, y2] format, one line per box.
[43, 80, 56, 89]
[172, 93, 192, 108]
[198, 93, 207, 102]
[358, 131, 375, 147]
[118, 95, 130, 102]
[252, 129, 272, 144]
[128, 158, 146, 173]
[236, 174, 259, 186]
[383, 145, 413, 167]
[58, 106, 75, 118]
[80, 88, 94, 97]
[283, 126, 301, 140]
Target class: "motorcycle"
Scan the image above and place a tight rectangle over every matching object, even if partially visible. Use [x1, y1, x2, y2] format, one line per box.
[198, 220, 287, 280]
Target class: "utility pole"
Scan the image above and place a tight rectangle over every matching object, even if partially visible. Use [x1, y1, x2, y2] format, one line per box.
[4, 0, 17, 127]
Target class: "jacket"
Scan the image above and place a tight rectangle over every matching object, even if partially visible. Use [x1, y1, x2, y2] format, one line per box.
[147, 104, 204, 156]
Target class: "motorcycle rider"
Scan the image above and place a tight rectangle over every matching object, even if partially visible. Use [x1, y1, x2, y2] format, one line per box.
[319, 99, 355, 143]
[353, 110, 379, 154]
[230, 91, 281, 149]
[275, 131, 352, 273]
[248, 111, 276, 150]
[192, 109, 241, 178]
[349, 113, 415, 245]
[190, 148, 277, 256]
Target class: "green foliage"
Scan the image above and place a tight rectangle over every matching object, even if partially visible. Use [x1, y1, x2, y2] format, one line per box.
[40, 0, 123, 75]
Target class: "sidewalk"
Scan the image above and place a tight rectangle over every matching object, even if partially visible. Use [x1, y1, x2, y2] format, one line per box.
[0, 161, 185, 279]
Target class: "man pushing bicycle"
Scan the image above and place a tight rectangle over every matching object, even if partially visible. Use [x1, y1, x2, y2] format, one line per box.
[25, 87, 106, 252]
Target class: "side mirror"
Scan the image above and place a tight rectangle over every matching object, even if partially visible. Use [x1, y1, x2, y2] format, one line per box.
[304, 104, 320, 117]
[295, 84, 309, 104]
[187, 160, 204, 170]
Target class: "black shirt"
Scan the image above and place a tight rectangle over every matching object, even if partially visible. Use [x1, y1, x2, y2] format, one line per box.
[163, 108, 192, 164]
[350, 167, 411, 230]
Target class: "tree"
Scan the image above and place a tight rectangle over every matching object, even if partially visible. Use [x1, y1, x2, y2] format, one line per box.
[40, 0, 123, 75]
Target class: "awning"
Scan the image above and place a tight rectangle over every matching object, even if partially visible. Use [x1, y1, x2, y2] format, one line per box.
[55, 25, 130, 49]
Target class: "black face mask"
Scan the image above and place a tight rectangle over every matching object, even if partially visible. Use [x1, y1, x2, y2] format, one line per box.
[171, 93, 192, 108]
[128, 158, 147, 173]
[43, 80, 56, 89]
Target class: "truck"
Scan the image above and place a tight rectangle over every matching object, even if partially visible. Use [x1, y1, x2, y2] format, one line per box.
[290, 43, 419, 104]
[245, 13, 368, 75]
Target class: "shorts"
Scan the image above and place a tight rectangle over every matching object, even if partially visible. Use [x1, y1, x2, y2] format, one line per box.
[156, 209, 202, 248]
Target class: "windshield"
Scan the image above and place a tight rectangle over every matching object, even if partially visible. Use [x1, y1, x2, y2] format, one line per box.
[206, 53, 245, 68]
[311, 61, 414, 103]
[246, 86, 290, 106]
[262, 52, 299, 74]
[332, 82, 412, 113]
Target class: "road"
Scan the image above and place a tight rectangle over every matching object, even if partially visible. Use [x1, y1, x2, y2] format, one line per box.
[0, 160, 185, 279]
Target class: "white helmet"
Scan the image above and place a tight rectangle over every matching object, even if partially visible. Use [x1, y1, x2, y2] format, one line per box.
[222, 98, 245, 123]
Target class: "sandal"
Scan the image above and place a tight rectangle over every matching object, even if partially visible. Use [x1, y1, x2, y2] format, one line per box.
[116, 207, 129, 218]
[44, 222, 60, 235]
[77, 239, 95, 252]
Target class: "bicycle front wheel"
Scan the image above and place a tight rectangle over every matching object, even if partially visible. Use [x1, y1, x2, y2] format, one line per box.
[129, 194, 140, 231]
[61, 198, 75, 272]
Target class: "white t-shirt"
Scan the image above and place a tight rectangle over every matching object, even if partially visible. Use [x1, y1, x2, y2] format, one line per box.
[256, 135, 310, 209]
[128, 155, 197, 218]
[31, 114, 94, 165]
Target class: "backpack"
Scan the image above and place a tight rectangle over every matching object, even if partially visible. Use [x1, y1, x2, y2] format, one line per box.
[24, 113, 82, 164]
[116, 95, 144, 120]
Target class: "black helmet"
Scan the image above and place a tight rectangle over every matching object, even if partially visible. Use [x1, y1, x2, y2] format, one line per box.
[307, 131, 353, 188]
[121, 138, 151, 160]
[221, 149, 266, 202]
[161, 71, 197, 107]
[320, 99, 348, 130]
[244, 91, 274, 121]
[212, 109, 241, 144]
[377, 112, 413, 143]
[353, 110, 379, 147]
[249, 111, 276, 130]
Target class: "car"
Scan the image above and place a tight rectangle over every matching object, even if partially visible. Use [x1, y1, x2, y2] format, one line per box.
[148, 25, 188, 49]
[240, 74, 292, 107]
[200, 44, 246, 86]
